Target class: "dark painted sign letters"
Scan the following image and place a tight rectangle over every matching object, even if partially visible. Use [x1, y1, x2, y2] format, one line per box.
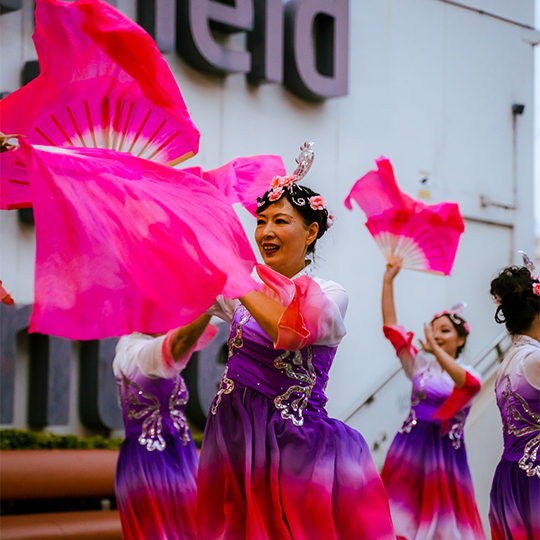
[0, 304, 228, 431]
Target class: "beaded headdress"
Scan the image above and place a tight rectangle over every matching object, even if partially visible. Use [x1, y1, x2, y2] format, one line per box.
[518, 251, 540, 297]
[256, 142, 334, 228]
[433, 301, 470, 333]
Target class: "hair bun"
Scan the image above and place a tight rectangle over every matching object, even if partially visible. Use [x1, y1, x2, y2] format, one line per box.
[490, 266, 539, 334]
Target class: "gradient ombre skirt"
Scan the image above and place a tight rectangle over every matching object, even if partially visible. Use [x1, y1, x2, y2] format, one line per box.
[116, 432, 199, 540]
[381, 420, 485, 540]
[489, 458, 540, 540]
[198, 384, 395, 540]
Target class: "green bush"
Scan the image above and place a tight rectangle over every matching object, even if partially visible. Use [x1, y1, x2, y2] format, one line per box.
[0, 429, 123, 450]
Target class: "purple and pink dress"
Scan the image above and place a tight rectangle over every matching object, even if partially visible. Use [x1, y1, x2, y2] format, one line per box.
[113, 331, 205, 540]
[198, 264, 395, 540]
[489, 334, 540, 540]
[381, 325, 485, 540]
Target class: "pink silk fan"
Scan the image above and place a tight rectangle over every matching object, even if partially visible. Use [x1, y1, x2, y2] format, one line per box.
[344, 157, 465, 276]
[0, 0, 200, 210]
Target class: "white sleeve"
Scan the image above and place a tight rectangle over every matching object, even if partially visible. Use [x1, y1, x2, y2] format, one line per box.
[206, 296, 236, 324]
[523, 349, 540, 391]
[313, 279, 348, 347]
[113, 333, 181, 380]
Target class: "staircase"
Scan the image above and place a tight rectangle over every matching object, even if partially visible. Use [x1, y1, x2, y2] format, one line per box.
[343, 331, 511, 536]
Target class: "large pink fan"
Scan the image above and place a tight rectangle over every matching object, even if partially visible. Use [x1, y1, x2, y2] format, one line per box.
[0, 0, 200, 210]
[20, 141, 259, 340]
[344, 157, 464, 275]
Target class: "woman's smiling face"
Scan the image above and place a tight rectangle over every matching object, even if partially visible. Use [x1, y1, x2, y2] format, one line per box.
[255, 197, 318, 278]
[431, 315, 465, 358]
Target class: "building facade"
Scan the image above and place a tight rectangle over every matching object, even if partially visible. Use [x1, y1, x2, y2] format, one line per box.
[1, 0, 538, 533]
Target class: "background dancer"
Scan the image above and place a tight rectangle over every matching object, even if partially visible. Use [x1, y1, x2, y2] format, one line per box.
[381, 254, 485, 540]
[114, 314, 213, 540]
[489, 260, 540, 540]
[197, 144, 395, 540]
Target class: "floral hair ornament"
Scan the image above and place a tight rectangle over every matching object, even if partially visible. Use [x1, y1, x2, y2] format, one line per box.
[433, 301, 470, 333]
[518, 250, 540, 295]
[257, 142, 334, 229]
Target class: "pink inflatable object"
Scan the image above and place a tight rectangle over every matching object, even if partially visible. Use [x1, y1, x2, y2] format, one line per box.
[21, 141, 259, 340]
[0, 0, 200, 210]
[344, 157, 465, 276]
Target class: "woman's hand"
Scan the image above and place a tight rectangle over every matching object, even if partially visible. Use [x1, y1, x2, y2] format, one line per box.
[419, 322, 438, 354]
[381, 254, 403, 327]
[384, 254, 403, 282]
[419, 322, 466, 388]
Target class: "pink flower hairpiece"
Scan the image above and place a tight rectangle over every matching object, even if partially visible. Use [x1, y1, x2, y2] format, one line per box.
[433, 301, 469, 332]
[533, 283, 540, 296]
[309, 195, 327, 211]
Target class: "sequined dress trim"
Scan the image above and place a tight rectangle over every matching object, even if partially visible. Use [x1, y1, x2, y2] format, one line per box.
[273, 347, 317, 427]
[120, 372, 191, 452]
[400, 370, 430, 434]
[211, 306, 251, 415]
[211, 304, 319, 427]
[501, 377, 540, 478]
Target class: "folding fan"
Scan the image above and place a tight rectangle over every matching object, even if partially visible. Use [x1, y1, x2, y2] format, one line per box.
[344, 157, 464, 276]
[0, 0, 200, 210]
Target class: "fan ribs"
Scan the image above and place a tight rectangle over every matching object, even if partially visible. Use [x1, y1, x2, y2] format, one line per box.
[118, 102, 134, 152]
[129, 109, 152, 154]
[84, 101, 98, 148]
[137, 119, 167, 158]
[35, 127, 56, 146]
[51, 114, 74, 146]
[147, 131, 179, 161]
[66, 106, 87, 147]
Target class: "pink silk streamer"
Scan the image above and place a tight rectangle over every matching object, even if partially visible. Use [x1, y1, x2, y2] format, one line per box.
[183, 155, 286, 216]
[344, 157, 465, 275]
[256, 264, 338, 351]
[21, 141, 258, 340]
[0, 0, 200, 210]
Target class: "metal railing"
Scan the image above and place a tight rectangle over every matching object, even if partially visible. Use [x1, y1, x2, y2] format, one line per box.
[344, 331, 511, 423]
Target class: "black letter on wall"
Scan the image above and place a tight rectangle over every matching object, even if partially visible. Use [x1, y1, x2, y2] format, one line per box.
[177, 0, 254, 75]
[28, 334, 72, 427]
[0, 304, 32, 424]
[247, 0, 283, 84]
[79, 338, 123, 431]
[284, 0, 349, 101]
[137, 0, 177, 53]
[0, 0, 22, 14]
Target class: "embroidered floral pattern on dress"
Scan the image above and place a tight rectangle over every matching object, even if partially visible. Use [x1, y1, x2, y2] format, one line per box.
[273, 346, 317, 427]
[448, 410, 466, 450]
[502, 377, 540, 478]
[169, 376, 191, 446]
[122, 373, 166, 452]
[400, 370, 431, 434]
[211, 305, 251, 415]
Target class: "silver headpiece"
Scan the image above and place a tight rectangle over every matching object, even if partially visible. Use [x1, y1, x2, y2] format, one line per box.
[291, 142, 315, 182]
[518, 251, 535, 273]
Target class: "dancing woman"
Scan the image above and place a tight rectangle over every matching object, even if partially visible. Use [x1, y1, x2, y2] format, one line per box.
[489, 261, 540, 540]
[198, 144, 395, 540]
[114, 315, 213, 540]
[380, 255, 485, 540]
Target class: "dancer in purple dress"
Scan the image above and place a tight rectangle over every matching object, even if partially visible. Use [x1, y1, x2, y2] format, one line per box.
[114, 315, 213, 540]
[198, 144, 395, 540]
[380, 255, 485, 540]
[489, 260, 540, 540]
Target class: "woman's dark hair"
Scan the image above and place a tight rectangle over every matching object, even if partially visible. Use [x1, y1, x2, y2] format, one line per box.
[490, 266, 540, 334]
[256, 183, 330, 255]
[432, 314, 469, 357]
